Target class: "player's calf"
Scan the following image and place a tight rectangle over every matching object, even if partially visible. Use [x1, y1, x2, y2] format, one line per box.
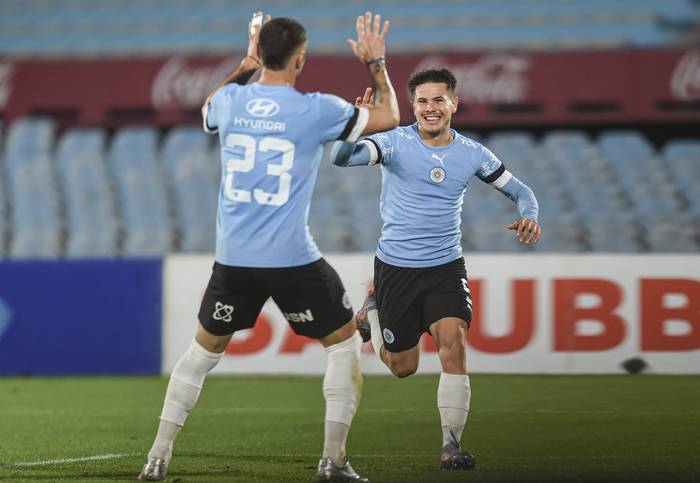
[381, 346, 420, 378]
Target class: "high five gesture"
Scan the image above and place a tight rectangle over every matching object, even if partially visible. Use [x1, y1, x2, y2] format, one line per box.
[348, 12, 390, 65]
[348, 12, 400, 135]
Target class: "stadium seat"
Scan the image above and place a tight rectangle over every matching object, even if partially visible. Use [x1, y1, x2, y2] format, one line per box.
[4, 117, 62, 258]
[0, 117, 698, 256]
[663, 139, 700, 194]
[161, 126, 218, 252]
[57, 128, 119, 258]
[1, 0, 695, 55]
[643, 219, 699, 252]
[586, 220, 646, 252]
[108, 126, 173, 256]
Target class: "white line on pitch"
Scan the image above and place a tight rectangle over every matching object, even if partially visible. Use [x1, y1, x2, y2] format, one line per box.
[13, 453, 138, 467]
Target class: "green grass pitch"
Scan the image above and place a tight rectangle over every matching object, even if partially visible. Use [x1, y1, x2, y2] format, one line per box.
[0, 375, 698, 482]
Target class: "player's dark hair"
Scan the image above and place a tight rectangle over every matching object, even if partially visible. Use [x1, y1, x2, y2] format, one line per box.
[259, 17, 307, 71]
[408, 68, 457, 99]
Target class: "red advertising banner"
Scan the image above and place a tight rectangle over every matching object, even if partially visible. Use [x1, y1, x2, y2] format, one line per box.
[2, 49, 699, 128]
[164, 254, 700, 375]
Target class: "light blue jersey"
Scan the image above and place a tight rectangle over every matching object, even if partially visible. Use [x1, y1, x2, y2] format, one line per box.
[204, 82, 368, 267]
[330, 123, 538, 268]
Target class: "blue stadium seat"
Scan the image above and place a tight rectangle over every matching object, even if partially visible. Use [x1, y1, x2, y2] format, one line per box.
[1, 119, 698, 257]
[598, 130, 656, 164]
[586, 220, 646, 252]
[161, 126, 218, 252]
[642, 219, 699, 252]
[108, 126, 173, 256]
[56, 128, 118, 257]
[1, 0, 695, 55]
[663, 139, 700, 194]
[4, 117, 62, 258]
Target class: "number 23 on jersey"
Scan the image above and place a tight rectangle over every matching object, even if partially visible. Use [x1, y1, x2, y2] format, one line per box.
[225, 133, 295, 206]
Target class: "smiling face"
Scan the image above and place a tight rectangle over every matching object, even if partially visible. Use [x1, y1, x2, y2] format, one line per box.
[411, 82, 458, 138]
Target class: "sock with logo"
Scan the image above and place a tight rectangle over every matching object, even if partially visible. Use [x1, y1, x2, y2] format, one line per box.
[147, 339, 223, 463]
[437, 372, 471, 447]
[322, 332, 363, 465]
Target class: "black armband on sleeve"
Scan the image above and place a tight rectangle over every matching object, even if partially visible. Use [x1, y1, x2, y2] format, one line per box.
[481, 163, 506, 184]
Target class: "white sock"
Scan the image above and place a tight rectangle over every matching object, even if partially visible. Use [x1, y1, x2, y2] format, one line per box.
[148, 339, 223, 462]
[437, 373, 471, 447]
[367, 309, 384, 357]
[322, 332, 363, 465]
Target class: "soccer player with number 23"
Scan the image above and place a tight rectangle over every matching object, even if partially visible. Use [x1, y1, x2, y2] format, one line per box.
[139, 10, 399, 483]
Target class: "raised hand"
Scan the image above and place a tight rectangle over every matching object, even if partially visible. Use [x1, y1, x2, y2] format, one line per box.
[507, 218, 541, 245]
[347, 12, 390, 65]
[246, 11, 271, 66]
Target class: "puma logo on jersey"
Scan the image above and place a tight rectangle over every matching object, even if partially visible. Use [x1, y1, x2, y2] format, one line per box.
[283, 309, 315, 323]
[431, 153, 446, 165]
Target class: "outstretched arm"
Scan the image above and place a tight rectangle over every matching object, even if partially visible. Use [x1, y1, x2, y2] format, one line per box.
[328, 139, 380, 167]
[500, 176, 540, 244]
[486, 169, 541, 244]
[497, 175, 539, 221]
[348, 12, 400, 135]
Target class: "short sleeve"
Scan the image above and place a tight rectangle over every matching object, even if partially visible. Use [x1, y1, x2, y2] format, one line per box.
[318, 93, 369, 143]
[201, 86, 226, 134]
[476, 145, 511, 188]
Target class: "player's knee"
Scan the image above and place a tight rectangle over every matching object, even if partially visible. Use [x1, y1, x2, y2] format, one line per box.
[393, 367, 416, 378]
[195, 324, 231, 353]
[389, 359, 418, 378]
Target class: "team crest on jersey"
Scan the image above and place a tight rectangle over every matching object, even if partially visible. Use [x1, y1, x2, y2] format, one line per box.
[382, 328, 395, 344]
[429, 166, 446, 184]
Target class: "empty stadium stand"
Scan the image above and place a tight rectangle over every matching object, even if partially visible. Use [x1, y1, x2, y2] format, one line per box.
[0, 0, 698, 56]
[0, 117, 697, 258]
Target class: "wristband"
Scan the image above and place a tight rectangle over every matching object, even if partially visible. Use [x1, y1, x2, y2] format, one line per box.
[366, 56, 385, 66]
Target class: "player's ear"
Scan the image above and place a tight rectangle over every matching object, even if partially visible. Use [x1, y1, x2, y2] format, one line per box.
[451, 95, 458, 113]
[295, 50, 306, 71]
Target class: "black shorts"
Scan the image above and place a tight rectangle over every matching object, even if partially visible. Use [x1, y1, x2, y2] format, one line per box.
[198, 258, 354, 339]
[374, 256, 472, 353]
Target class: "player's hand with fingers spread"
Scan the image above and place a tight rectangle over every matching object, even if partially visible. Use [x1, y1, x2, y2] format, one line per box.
[507, 218, 541, 245]
[348, 12, 390, 65]
[245, 11, 272, 68]
[355, 87, 375, 107]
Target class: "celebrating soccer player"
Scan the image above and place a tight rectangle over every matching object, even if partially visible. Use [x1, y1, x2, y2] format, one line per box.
[329, 68, 540, 471]
[139, 11, 399, 482]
